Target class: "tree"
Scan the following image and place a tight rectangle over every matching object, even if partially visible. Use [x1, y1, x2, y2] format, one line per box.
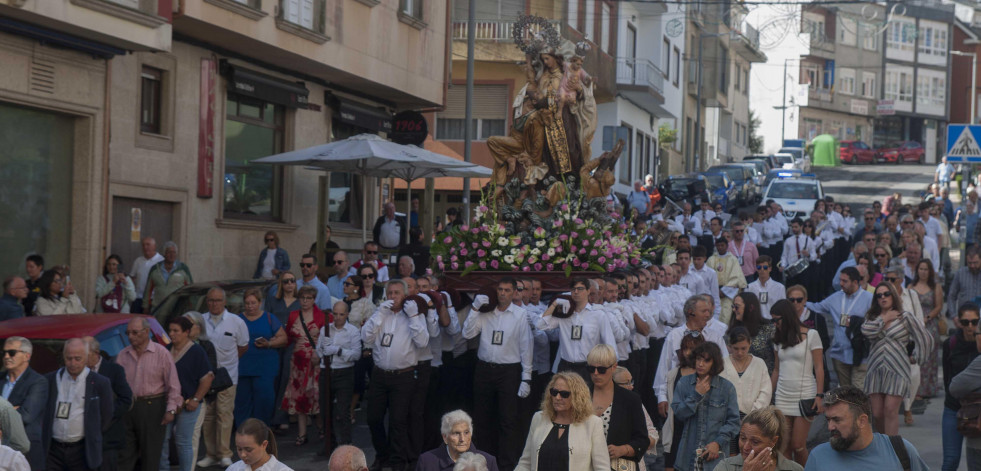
[748, 109, 764, 154]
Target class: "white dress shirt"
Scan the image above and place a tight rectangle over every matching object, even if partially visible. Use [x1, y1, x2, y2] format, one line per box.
[226, 455, 294, 471]
[462, 303, 534, 381]
[129, 253, 164, 296]
[440, 305, 467, 356]
[52, 367, 89, 443]
[205, 311, 250, 385]
[693, 209, 718, 233]
[316, 322, 362, 370]
[745, 278, 786, 319]
[541, 304, 617, 364]
[654, 324, 729, 402]
[745, 224, 762, 245]
[603, 302, 635, 361]
[415, 307, 440, 364]
[690, 266, 722, 317]
[361, 305, 429, 371]
[431, 305, 462, 367]
[781, 234, 817, 268]
[623, 298, 654, 351]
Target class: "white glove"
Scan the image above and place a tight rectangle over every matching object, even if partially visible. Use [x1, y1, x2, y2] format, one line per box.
[554, 298, 570, 314]
[472, 294, 489, 310]
[379, 300, 395, 313]
[321, 345, 340, 357]
[526, 311, 538, 328]
[403, 300, 418, 317]
[518, 381, 531, 398]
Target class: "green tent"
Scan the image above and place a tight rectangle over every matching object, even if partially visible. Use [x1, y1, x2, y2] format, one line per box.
[810, 134, 840, 167]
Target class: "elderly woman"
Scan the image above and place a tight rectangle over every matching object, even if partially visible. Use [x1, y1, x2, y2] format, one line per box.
[255, 230, 291, 280]
[95, 255, 137, 313]
[182, 310, 217, 468]
[237, 288, 288, 426]
[160, 316, 214, 471]
[712, 406, 803, 471]
[517, 372, 609, 471]
[34, 269, 84, 315]
[416, 410, 499, 471]
[453, 453, 489, 471]
[588, 344, 649, 470]
[281, 285, 327, 445]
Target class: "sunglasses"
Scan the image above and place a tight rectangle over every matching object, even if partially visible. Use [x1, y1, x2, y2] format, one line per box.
[299, 263, 314, 268]
[360, 273, 376, 279]
[756, 265, 770, 270]
[334, 260, 345, 265]
[885, 277, 899, 283]
[365, 250, 378, 255]
[787, 297, 804, 303]
[343, 282, 357, 287]
[589, 364, 614, 374]
[960, 319, 980, 326]
[876, 253, 889, 258]
[2, 350, 21, 357]
[549, 388, 571, 399]
[265, 238, 275, 242]
[282, 279, 296, 284]
[874, 292, 891, 299]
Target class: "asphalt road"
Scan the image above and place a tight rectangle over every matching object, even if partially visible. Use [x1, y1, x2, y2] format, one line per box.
[204, 163, 962, 470]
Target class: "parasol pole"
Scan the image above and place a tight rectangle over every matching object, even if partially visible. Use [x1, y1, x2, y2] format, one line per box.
[405, 178, 412, 246]
[362, 172, 368, 245]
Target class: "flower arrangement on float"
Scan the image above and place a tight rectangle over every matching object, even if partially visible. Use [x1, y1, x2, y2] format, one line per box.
[431, 200, 647, 276]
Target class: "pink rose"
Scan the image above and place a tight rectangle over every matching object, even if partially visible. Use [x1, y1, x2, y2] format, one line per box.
[559, 234, 569, 241]
[554, 219, 564, 228]
[582, 239, 590, 247]
[436, 255, 443, 262]
[547, 263, 555, 271]
[451, 255, 458, 262]
[574, 218, 584, 225]
[443, 236, 453, 244]
[461, 225, 470, 231]
[464, 261, 473, 268]
[479, 261, 487, 269]
[555, 246, 563, 253]
[491, 260, 500, 269]
[590, 249, 598, 256]
[578, 248, 586, 255]
[522, 266, 531, 272]
[542, 254, 550, 261]
[461, 249, 469, 256]
[534, 263, 543, 271]
[451, 262, 459, 269]
[560, 204, 569, 211]
[471, 242, 479, 249]
[458, 242, 466, 248]
[482, 240, 492, 248]
[570, 245, 578, 253]
[586, 229, 595, 236]
[598, 256, 607, 264]
[571, 231, 579, 238]
[477, 249, 486, 257]
[471, 228, 480, 234]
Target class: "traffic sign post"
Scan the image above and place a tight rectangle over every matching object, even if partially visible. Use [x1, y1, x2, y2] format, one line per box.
[946, 124, 981, 162]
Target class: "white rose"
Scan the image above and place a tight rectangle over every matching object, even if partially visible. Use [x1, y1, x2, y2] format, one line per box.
[547, 248, 556, 257]
[498, 237, 509, 246]
[491, 250, 502, 257]
[531, 248, 541, 256]
[536, 240, 546, 247]
[504, 255, 515, 264]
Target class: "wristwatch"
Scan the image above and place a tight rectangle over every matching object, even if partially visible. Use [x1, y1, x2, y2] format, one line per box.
[815, 393, 825, 398]
[167, 409, 177, 415]
[191, 397, 202, 403]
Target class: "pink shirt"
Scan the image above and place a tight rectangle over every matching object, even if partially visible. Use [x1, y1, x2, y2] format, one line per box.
[729, 239, 760, 277]
[116, 341, 183, 412]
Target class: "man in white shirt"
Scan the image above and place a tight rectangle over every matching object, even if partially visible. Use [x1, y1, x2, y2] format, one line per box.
[745, 256, 785, 319]
[739, 212, 762, 246]
[462, 278, 532, 471]
[201, 288, 249, 466]
[690, 246, 722, 318]
[781, 218, 818, 288]
[540, 278, 616, 383]
[692, 201, 717, 234]
[316, 302, 362, 446]
[372, 202, 406, 250]
[128, 237, 164, 314]
[42, 338, 113, 471]
[361, 280, 428, 471]
[674, 203, 704, 244]
[348, 242, 390, 283]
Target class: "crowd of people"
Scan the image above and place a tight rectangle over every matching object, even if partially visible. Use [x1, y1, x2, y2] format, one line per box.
[2, 185, 981, 471]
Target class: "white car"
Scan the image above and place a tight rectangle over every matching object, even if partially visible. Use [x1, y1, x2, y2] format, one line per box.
[762, 178, 824, 220]
[776, 149, 811, 171]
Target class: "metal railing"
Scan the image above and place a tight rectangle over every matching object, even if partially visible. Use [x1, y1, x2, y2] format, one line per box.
[451, 19, 560, 41]
[615, 57, 664, 96]
[741, 23, 761, 50]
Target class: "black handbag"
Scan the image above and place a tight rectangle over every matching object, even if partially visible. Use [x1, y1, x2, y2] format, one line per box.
[209, 367, 234, 395]
[797, 332, 819, 418]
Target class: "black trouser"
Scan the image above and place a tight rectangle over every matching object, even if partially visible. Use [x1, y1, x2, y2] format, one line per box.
[644, 337, 664, 423]
[118, 395, 167, 471]
[439, 351, 467, 413]
[519, 371, 551, 434]
[47, 439, 92, 471]
[366, 366, 416, 468]
[98, 449, 118, 471]
[627, 348, 647, 391]
[556, 359, 590, 386]
[408, 361, 433, 462]
[472, 361, 521, 471]
[331, 366, 355, 445]
[422, 366, 443, 452]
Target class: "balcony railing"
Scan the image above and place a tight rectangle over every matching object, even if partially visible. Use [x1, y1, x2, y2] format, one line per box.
[615, 57, 664, 96]
[740, 23, 761, 50]
[452, 19, 560, 41]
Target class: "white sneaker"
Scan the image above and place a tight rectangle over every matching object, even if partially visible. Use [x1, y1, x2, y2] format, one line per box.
[220, 458, 234, 467]
[197, 457, 219, 467]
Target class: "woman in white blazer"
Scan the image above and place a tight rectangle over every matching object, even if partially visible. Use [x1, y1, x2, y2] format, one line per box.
[516, 372, 610, 471]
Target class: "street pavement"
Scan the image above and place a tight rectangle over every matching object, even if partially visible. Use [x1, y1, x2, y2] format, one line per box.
[217, 163, 963, 470]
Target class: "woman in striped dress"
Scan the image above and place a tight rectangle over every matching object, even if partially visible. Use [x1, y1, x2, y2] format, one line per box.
[861, 281, 934, 436]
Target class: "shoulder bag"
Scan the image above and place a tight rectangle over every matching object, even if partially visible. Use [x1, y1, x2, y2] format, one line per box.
[956, 393, 981, 438]
[798, 331, 819, 418]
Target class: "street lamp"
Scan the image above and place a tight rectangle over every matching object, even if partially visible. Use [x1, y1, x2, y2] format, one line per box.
[951, 50, 977, 125]
[772, 58, 797, 144]
[694, 30, 740, 172]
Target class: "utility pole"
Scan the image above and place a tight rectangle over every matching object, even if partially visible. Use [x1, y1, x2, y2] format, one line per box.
[694, 34, 704, 172]
[781, 58, 788, 143]
[462, 0, 475, 223]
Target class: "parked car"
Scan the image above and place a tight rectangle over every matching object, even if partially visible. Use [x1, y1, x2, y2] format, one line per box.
[700, 171, 738, 213]
[876, 141, 924, 164]
[0, 314, 169, 374]
[744, 154, 778, 171]
[762, 169, 816, 189]
[659, 176, 711, 208]
[762, 178, 825, 220]
[150, 279, 275, 324]
[708, 165, 756, 205]
[773, 152, 800, 170]
[839, 140, 876, 164]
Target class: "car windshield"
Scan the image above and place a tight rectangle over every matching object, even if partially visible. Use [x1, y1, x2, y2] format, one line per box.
[716, 167, 743, 181]
[768, 182, 819, 200]
[775, 155, 794, 164]
[704, 175, 725, 187]
[663, 179, 695, 198]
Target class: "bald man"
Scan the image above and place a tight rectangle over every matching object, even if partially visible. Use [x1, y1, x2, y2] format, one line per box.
[329, 445, 368, 471]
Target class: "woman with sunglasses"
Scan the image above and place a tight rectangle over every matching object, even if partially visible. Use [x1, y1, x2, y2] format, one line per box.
[587, 345, 648, 471]
[909, 259, 944, 400]
[34, 268, 84, 315]
[861, 282, 933, 436]
[255, 231, 291, 280]
[661, 332, 704, 471]
[358, 264, 386, 305]
[785, 286, 830, 355]
[941, 303, 980, 471]
[770, 299, 823, 466]
[729, 292, 776, 375]
[265, 272, 301, 434]
[342, 276, 375, 330]
[872, 245, 893, 274]
[280, 285, 328, 446]
[671, 342, 739, 471]
[516, 372, 609, 471]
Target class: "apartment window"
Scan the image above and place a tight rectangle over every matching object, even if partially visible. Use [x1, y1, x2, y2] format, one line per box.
[861, 71, 876, 99]
[436, 84, 508, 140]
[885, 69, 913, 103]
[887, 21, 915, 53]
[672, 47, 680, 86]
[719, 47, 728, 94]
[224, 94, 285, 221]
[803, 64, 819, 90]
[283, 0, 317, 30]
[601, 3, 611, 53]
[735, 65, 741, 91]
[568, 0, 578, 30]
[663, 37, 670, 78]
[838, 17, 857, 46]
[618, 124, 633, 184]
[918, 26, 947, 57]
[743, 68, 749, 93]
[861, 22, 877, 51]
[917, 74, 946, 107]
[140, 66, 162, 134]
[837, 68, 855, 95]
[584, 1, 595, 44]
[804, 15, 826, 42]
[400, 0, 423, 19]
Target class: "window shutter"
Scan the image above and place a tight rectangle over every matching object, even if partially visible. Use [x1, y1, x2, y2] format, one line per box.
[439, 84, 508, 120]
[284, 0, 300, 24]
[301, 0, 315, 29]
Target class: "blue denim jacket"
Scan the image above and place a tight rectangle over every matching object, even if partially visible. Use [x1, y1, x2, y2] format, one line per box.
[254, 247, 291, 279]
[670, 374, 741, 471]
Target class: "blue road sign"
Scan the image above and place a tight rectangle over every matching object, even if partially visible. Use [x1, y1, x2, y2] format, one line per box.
[947, 124, 981, 162]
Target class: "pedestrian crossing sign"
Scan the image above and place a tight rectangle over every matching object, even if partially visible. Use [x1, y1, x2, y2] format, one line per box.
[946, 124, 981, 162]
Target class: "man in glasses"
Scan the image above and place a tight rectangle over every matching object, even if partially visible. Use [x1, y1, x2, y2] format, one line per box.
[745, 256, 785, 319]
[0, 276, 27, 321]
[297, 253, 335, 311]
[806, 386, 929, 471]
[949, 303, 981, 470]
[806, 267, 872, 390]
[832, 242, 868, 292]
[852, 210, 880, 246]
[898, 242, 923, 284]
[349, 242, 389, 283]
[1, 336, 48, 469]
[948, 247, 981, 320]
[728, 221, 759, 282]
[328, 251, 352, 300]
[540, 277, 616, 385]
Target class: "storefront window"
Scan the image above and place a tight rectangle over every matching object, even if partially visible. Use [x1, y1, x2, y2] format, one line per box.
[0, 103, 74, 271]
[224, 95, 284, 221]
[329, 121, 368, 227]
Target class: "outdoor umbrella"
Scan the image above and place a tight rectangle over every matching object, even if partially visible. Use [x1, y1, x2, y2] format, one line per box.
[392, 159, 493, 242]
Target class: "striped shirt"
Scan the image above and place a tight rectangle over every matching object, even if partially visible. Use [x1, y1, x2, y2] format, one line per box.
[947, 267, 981, 318]
[116, 341, 182, 412]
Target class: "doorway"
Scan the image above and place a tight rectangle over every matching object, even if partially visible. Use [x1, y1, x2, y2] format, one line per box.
[110, 197, 175, 269]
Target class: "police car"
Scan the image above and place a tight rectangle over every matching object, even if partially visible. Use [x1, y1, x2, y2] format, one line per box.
[762, 177, 824, 219]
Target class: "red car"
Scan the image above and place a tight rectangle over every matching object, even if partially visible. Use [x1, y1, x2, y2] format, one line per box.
[839, 140, 876, 164]
[0, 314, 169, 374]
[876, 141, 925, 164]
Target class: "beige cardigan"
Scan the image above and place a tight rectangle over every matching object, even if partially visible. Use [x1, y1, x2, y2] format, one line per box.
[516, 412, 610, 471]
